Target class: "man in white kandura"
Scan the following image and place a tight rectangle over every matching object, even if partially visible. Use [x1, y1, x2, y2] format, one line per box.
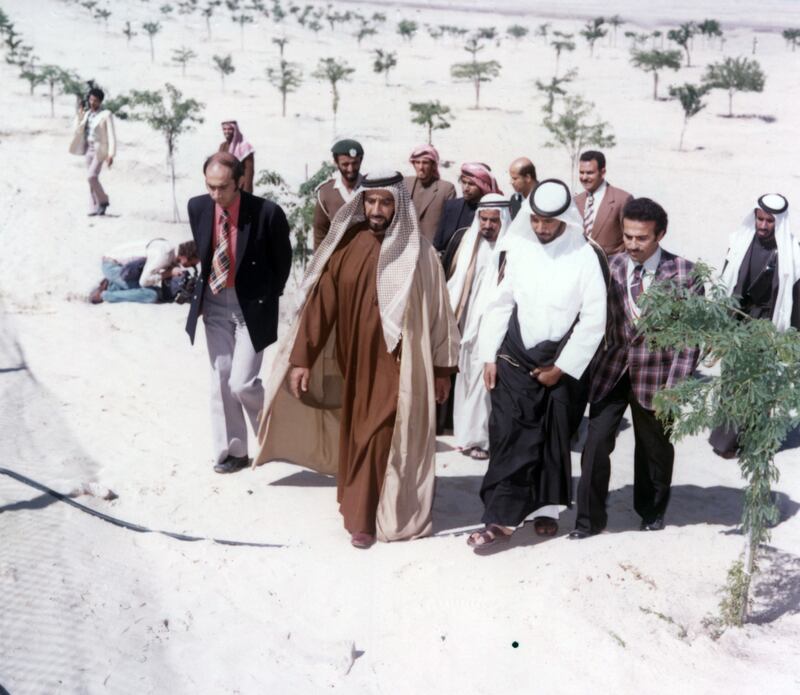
[447, 193, 512, 460]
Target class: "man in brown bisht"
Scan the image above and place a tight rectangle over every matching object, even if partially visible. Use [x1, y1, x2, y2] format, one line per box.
[255, 171, 460, 548]
[404, 144, 456, 243]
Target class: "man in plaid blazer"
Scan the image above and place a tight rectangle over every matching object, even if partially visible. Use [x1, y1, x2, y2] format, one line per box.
[570, 197, 703, 537]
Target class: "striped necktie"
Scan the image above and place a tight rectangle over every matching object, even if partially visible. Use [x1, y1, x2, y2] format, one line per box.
[583, 192, 595, 237]
[209, 209, 231, 294]
[630, 264, 644, 304]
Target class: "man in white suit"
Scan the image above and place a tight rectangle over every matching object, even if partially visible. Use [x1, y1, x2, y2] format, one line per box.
[69, 87, 116, 216]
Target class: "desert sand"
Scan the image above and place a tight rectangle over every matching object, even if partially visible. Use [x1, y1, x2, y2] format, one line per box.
[1, 0, 799, 692]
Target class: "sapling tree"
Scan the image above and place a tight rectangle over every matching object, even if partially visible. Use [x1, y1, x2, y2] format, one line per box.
[20, 65, 45, 95]
[543, 94, 615, 187]
[635, 264, 800, 628]
[266, 59, 302, 116]
[608, 15, 623, 46]
[272, 36, 288, 57]
[123, 20, 137, 45]
[703, 56, 766, 117]
[409, 100, 453, 145]
[450, 58, 501, 109]
[127, 83, 204, 221]
[213, 53, 235, 89]
[630, 48, 682, 100]
[142, 21, 161, 62]
[669, 82, 707, 150]
[397, 19, 417, 42]
[312, 57, 354, 123]
[39, 65, 69, 116]
[232, 13, 253, 50]
[782, 28, 800, 51]
[698, 19, 723, 48]
[551, 31, 575, 75]
[668, 22, 696, 67]
[535, 68, 577, 113]
[536, 22, 550, 43]
[372, 49, 397, 85]
[94, 8, 112, 31]
[506, 24, 528, 41]
[580, 17, 607, 57]
[172, 46, 197, 76]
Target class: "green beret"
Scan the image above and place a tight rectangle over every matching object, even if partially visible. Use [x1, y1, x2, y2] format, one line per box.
[331, 139, 364, 158]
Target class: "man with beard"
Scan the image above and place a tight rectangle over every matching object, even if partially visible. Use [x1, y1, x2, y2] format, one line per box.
[313, 139, 365, 249]
[709, 193, 800, 457]
[447, 194, 512, 460]
[508, 157, 538, 219]
[404, 144, 456, 242]
[434, 162, 502, 263]
[468, 180, 607, 550]
[255, 171, 460, 549]
[218, 120, 255, 193]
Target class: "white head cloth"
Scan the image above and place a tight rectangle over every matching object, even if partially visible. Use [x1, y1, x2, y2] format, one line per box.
[719, 194, 800, 332]
[298, 170, 420, 352]
[500, 178, 586, 255]
[447, 193, 512, 331]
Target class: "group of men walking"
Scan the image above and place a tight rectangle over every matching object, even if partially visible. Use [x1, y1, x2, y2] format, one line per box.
[179, 130, 800, 551]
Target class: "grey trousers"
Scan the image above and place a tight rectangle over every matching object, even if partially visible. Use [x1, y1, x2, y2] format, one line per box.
[202, 287, 264, 465]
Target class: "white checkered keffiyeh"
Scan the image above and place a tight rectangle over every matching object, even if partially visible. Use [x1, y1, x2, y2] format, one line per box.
[297, 179, 421, 352]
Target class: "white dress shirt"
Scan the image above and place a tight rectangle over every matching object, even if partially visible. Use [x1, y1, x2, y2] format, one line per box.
[478, 230, 607, 379]
[333, 171, 363, 203]
[626, 247, 662, 317]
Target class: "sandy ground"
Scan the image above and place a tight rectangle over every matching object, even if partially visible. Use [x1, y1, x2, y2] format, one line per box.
[1, 0, 800, 692]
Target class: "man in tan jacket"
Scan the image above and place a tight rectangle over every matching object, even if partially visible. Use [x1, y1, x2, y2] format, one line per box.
[312, 139, 364, 250]
[69, 87, 116, 216]
[573, 151, 632, 256]
[404, 144, 456, 243]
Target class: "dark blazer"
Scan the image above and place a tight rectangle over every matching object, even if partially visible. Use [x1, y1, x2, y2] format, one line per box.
[185, 191, 292, 353]
[509, 193, 524, 220]
[588, 250, 702, 411]
[433, 198, 477, 252]
[575, 183, 633, 256]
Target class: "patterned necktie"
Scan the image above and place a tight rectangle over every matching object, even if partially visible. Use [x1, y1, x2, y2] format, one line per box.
[630, 264, 644, 304]
[209, 209, 231, 294]
[583, 192, 595, 237]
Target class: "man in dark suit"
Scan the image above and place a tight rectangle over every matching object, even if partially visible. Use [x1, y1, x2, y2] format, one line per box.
[574, 151, 632, 256]
[508, 157, 538, 219]
[404, 144, 456, 243]
[571, 197, 702, 537]
[186, 152, 292, 473]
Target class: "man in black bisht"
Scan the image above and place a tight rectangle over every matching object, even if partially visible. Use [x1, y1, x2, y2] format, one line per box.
[467, 180, 608, 551]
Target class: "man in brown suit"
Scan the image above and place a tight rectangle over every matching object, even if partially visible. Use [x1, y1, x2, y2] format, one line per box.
[574, 151, 632, 256]
[404, 144, 456, 243]
[312, 139, 365, 250]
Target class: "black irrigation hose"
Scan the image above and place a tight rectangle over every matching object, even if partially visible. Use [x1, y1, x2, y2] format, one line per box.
[0, 467, 283, 549]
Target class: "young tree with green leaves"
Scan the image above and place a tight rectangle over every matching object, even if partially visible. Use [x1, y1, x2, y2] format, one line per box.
[172, 46, 197, 76]
[669, 82, 707, 150]
[19, 65, 45, 95]
[536, 22, 551, 43]
[535, 68, 577, 114]
[272, 36, 288, 58]
[232, 13, 253, 50]
[580, 17, 607, 57]
[34, 65, 70, 117]
[312, 57, 354, 122]
[506, 24, 528, 41]
[543, 94, 615, 186]
[201, 3, 216, 39]
[782, 28, 800, 51]
[551, 31, 575, 75]
[372, 49, 397, 85]
[266, 59, 302, 117]
[667, 21, 696, 67]
[397, 19, 418, 42]
[123, 20, 137, 45]
[703, 56, 766, 117]
[142, 21, 161, 63]
[356, 23, 376, 45]
[698, 18, 723, 48]
[127, 83, 204, 221]
[630, 48, 682, 100]
[476, 26, 497, 42]
[636, 264, 800, 627]
[213, 53, 235, 90]
[450, 58, 501, 109]
[409, 100, 453, 145]
[94, 8, 112, 31]
[608, 15, 623, 46]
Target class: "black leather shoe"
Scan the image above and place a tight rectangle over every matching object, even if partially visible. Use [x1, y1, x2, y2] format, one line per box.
[640, 516, 665, 531]
[568, 529, 599, 540]
[214, 455, 249, 474]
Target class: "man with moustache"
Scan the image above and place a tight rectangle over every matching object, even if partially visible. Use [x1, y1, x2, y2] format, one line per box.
[313, 139, 365, 249]
[574, 151, 632, 256]
[404, 144, 456, 242]
[709, 193, 800, 457]
[571, 197, 702, 538]
[255, 171, 460, 549]
[508, 157, 538, 219]
[218, 120, 255, 193]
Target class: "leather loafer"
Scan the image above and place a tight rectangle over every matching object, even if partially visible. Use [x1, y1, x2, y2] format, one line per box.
[640, 516, 665, 531]
[350, 533, 375, 549]
[213, 455, 249, 474]
[568, 529, 599, 540]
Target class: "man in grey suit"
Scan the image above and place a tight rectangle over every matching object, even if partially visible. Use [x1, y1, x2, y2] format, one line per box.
[574, 151, 632, 256]
[404, 144, 456, 243]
